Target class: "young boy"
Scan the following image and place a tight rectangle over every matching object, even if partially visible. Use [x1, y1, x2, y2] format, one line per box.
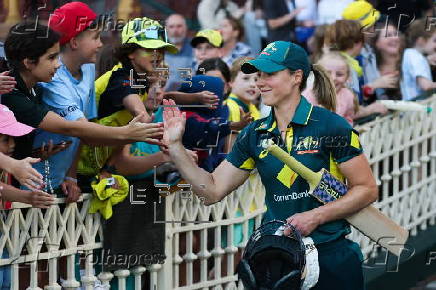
[227, 57, 260, 123]
[401, 18, 436, 100]
[191, 29, 223, 71]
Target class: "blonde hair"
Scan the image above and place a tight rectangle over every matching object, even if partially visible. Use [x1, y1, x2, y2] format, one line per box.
[230, 56, 255, 81]
[317, 52, 360, 114]
[311, 64, 337, 112]
[317, 51, 350, 82]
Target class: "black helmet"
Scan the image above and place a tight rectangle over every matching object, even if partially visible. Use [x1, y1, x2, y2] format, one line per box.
[237, 220, 306, 290]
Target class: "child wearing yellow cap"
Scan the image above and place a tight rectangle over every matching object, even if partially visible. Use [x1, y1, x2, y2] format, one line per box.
[191, 29, 223, 70]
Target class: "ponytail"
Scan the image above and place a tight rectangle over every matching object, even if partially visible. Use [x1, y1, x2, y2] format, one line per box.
[311, 64, 336, 112]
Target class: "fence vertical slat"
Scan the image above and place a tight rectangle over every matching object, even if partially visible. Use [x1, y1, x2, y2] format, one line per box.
[131, 266, 146, 290]
[114, 269, 130, 290]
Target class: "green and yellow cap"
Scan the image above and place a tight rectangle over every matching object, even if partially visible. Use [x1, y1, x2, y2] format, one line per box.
[241, 41, 311, 78]
[342, 0, 380, 28]
[191, 29, 223, 48]
[121, 17, 178, 54]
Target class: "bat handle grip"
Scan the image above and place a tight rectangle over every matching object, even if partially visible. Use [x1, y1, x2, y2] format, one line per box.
[266, 144, 319, 184]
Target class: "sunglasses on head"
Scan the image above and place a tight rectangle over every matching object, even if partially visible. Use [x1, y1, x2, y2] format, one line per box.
[125, 25, 168, 44]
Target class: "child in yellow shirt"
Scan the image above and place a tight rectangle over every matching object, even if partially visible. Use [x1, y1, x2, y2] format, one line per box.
[226, 57, 261, 122]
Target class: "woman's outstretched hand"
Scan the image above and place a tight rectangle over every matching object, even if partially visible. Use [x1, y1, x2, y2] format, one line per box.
[163, 99, 186, 146]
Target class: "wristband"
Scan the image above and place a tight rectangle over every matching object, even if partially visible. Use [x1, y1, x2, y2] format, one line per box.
[363, 85, 374, 97]
[65, 176, 78, 183]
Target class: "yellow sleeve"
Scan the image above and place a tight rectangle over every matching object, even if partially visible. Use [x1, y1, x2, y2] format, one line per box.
[226, 99, 241, 122]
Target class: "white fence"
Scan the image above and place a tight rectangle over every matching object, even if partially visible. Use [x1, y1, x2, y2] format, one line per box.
[1, 96, 436, 289]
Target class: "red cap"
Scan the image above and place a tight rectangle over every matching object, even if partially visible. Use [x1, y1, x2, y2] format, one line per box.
[49, 1, 97, 45]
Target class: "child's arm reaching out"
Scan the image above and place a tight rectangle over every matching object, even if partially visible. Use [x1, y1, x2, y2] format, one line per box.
[0, 182, 54, 208]
[0, 152, 44, 190]
[417, 76, 436, 91]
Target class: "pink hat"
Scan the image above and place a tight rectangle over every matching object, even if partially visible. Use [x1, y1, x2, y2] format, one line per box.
[0, 105, 34, 136]
[49, 1, 97, 45]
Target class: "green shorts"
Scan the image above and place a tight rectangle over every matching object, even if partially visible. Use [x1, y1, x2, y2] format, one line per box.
[312, 238, 364, 290]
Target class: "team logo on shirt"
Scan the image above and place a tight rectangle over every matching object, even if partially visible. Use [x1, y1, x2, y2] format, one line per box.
[294, 136, 320, 154]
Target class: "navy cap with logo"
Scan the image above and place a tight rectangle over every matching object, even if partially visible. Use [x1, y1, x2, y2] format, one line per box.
[241, 41, 311, 78]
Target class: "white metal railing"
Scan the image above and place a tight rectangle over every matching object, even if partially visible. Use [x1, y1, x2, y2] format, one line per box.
[1, 96, 435, 289]
[349, 96, 436, 257]
[0, 195, 103, 290]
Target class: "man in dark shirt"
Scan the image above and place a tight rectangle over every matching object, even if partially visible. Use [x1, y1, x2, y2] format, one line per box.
[262, 0, 303, 42]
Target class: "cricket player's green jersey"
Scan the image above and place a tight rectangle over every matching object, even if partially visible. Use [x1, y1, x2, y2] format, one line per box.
[226, 96, 363, 244]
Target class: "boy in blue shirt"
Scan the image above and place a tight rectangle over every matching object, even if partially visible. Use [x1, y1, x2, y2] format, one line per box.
[32, 2, 101, 201]
[401, 18, 436, 100]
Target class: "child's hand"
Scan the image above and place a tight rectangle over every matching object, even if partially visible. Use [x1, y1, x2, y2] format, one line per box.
[370, 72, 399, 89]
[427, 53, 436, 66]
[229, 108, 254, 131]
[0, 71, 16, 94]
[8, 157, 44, 190]
[125, 113, 164, 145]
[27, 190, 55, 208]
[195, 91, 219, 108]
[61, 178, 81, 203]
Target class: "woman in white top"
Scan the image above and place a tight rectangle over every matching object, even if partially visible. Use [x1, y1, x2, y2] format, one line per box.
[197, 0, 244, 30]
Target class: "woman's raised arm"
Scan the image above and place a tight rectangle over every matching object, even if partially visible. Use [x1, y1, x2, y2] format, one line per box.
[163, 99, 250, 205]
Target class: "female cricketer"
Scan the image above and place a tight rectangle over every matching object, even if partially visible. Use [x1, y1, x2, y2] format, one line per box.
[162, 41, 378, 290]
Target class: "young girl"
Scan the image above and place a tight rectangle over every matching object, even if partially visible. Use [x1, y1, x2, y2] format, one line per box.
[0, 104, 53, 207]
[163, 41, 378, 289]
[0, 104, 54, 289]
[303, 52, 357, 125]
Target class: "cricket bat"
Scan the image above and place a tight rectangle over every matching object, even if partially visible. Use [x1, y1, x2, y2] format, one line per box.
[379, 100, 432, 113]
[261, 139, 409, 256]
